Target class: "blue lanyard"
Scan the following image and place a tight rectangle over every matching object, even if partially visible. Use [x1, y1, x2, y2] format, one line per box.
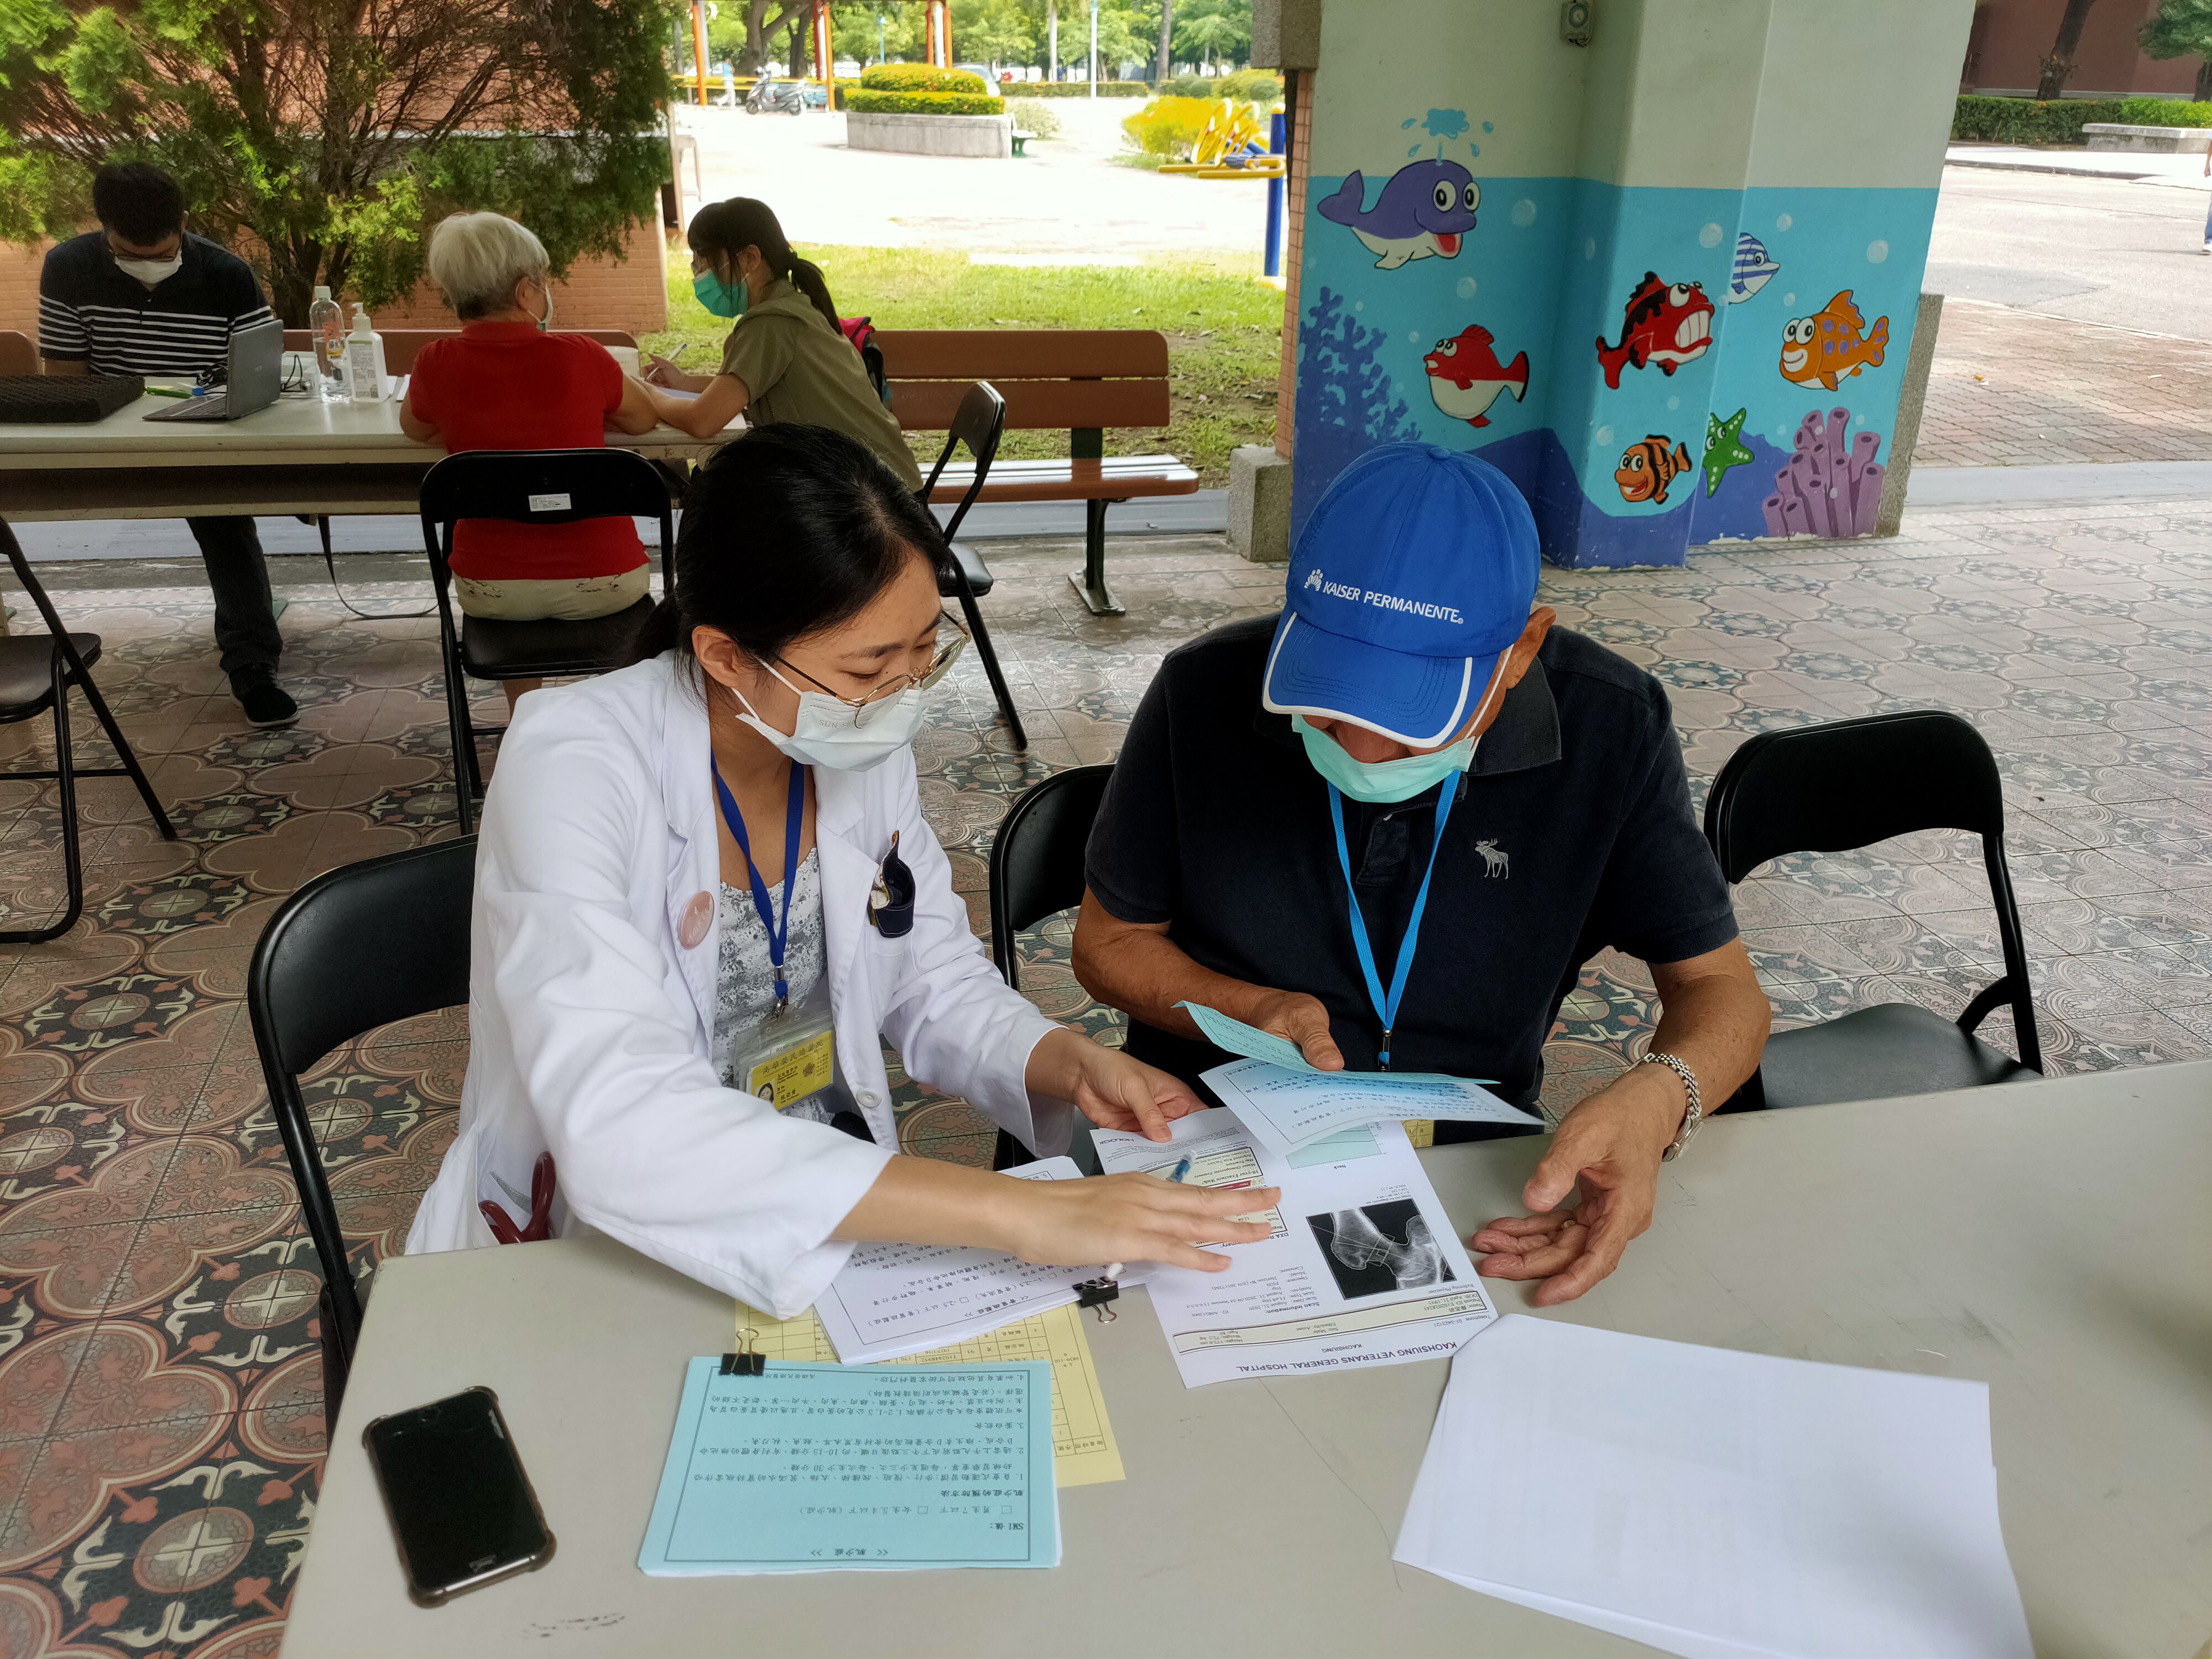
[1326, 780, 1457, 1070]
[711, 759, 806, 1009]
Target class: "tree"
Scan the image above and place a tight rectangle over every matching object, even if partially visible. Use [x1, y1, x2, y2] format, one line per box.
[1172, 0, 1246, 69]
[0, 0, 672, 325]
[1155, 0, 1173, 82]
[2141, 0, 2212, 99]
[2036, 0, 2103, 99]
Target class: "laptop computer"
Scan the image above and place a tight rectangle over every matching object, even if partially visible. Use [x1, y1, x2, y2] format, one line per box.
[143, 316, 283, 423]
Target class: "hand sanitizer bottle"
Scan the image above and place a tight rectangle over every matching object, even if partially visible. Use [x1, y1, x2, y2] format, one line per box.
[342, 307, 387, 403]
[309, 286, 346, 401]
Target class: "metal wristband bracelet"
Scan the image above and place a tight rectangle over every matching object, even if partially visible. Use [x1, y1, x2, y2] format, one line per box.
[1641, 1050, 1702, 1162]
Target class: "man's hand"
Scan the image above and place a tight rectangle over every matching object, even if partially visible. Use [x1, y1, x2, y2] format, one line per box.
[1468, 1061, 1683, 1305]
[1239, 988, 1346, 1071]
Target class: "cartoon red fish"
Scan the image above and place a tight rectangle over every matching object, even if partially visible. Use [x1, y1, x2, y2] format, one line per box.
[1779, 290, 1889, 389]
[1595, 273, 1713, 390]
[1615, 434, 1692, 505]
[1422, 324, 1529, 427]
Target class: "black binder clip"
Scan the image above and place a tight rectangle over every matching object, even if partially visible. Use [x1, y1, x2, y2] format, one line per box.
[869, 831, 915, 940]
[719, 1328, 766, 1376]
[1073, 1275, 1120, 1324]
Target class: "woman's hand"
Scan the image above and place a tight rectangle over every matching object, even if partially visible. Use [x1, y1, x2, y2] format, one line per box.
[1025, 1028, 1204, 1141]
[997, 1170, 1279, 1273]
[643, 352, 694, 389]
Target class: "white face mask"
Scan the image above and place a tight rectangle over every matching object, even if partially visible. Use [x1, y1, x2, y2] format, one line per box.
[726, 671, 930, 773]
[115, 252, 182, 288]
[529, 278, 555, 333]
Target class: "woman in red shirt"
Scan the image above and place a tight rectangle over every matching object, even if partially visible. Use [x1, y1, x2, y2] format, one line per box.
[401, 212, 662, 706]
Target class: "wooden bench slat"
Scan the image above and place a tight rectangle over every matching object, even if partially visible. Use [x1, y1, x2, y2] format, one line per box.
[894, 378, 1168, 432]
[874, 328, 1170, 381]
[925, 455, 1198, 504]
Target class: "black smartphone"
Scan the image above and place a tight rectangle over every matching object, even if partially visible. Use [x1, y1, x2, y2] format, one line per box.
[362, 1386, 555, 1606]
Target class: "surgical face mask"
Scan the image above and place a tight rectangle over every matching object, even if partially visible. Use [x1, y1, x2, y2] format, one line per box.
[726, 672, 930, 773]
[114, 251, 182, 287]
[529, 279, 555, 333]
[693, 268, 748, 319]
[1293, 716, 1475, 804]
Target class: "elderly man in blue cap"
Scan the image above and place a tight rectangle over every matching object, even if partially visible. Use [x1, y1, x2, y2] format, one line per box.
[1073, 444, 1768, 1305]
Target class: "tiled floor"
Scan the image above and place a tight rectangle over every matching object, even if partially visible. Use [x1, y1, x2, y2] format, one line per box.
[3, 494, 2211, 1651]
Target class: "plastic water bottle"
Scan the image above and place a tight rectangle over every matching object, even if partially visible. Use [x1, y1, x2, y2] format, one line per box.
[309, 285, 346, 401]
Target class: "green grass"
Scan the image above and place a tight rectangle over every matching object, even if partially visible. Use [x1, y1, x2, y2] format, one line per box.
[643, 243, 1284, 484]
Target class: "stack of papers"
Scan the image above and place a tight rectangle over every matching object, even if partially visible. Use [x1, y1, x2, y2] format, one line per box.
[1092, 1108, 1495, 1387]
[1180, 1001, 1541, 1155]
[1394, 1317, 2034, 1658]
[640, 1358, 1060, 1575]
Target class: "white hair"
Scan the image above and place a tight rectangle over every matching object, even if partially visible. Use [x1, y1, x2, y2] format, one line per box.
[426, 212, 549, 319]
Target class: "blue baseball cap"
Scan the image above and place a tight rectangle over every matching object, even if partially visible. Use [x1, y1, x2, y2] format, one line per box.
[1264, 444, 1541, 745]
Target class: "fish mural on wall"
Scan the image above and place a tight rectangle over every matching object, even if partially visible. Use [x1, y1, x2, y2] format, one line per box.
[1422, 324, 1529, 427]
[1317, 159, 1481, 269]
[1701, 406, 1756, 497]
[1779, 291, 1890, 389]
[1595, 274, 1714, 389]
[1615, 434, 1692, 505]
[1730, 234, 1779, 303]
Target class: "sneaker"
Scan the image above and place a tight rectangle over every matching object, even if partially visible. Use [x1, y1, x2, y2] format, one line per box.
[237, 682, 298, 728]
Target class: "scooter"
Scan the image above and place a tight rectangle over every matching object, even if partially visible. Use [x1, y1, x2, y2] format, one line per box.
[745, 75, 810, 114]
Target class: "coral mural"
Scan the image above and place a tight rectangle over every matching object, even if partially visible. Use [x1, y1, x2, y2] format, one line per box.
[1292, 286, 1428, 530]
[1762, 408, 1885, 539]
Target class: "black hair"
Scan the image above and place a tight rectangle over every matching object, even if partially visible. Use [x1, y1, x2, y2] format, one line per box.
[687, 197, 841, 334]
[633, 424, 951, 667]
[92, 163, 186, 246]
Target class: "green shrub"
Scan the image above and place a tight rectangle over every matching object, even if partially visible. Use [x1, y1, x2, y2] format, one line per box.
[1005, 97, 1062, 139]
[860, 64, 989, 93]
[845, 89, 1005, 116]
[2117, 94, 2212, 126]
[1950, 94, 2126, 143]
[1162, 71, 1214, 97]
[1217, 69, 1285, 103]
[1122, 94, 1224, 158]
[1024, 80, 1150, 97]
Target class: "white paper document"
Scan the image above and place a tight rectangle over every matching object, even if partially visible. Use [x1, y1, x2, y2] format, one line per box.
[811, 1159, 1134, 1363]
[1394, 1317, 2033, 1659]
[1092, 1108, 1495, 1387]
[1202, 1056, 1541, 1156]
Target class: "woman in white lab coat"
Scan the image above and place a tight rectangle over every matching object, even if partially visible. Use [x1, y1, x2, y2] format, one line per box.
[407, 425, 1271, 1315]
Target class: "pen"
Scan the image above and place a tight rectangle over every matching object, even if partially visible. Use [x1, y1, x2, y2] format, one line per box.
[144, 385, 191, 398]
[1166, 1156, 1192, 1183]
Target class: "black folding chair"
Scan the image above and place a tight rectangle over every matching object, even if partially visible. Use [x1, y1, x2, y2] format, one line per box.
[421, 448, 677, 833]
[247, 838, 475, 1412]
[0, 517, 176, 942]
[918, 382, 1026, 749]
[1704, 710, 2042, 1110]
[985, 765, 1115, 1168]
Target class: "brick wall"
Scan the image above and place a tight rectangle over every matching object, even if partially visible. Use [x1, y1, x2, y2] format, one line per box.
[1274, 67, 1312, 460]
[0, 215, 668, 348]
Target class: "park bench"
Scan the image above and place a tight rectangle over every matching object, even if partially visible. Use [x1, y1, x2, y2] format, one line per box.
[875, 329, 1198, 615]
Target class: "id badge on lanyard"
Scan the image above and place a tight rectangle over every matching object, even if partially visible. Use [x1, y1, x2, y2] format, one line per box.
[713, 758, 847, 1116]
[728, 974, 841, 1110]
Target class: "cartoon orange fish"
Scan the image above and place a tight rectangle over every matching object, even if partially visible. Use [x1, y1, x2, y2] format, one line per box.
[1779, 291, 1889, 389]
[1615, 435, 1692, 505]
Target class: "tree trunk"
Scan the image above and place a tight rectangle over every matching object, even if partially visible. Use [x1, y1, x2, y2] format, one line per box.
[1048, 2, 1057, 77]
[787, 14, 805, 75]
[2034, 0, 2099, 99]
[2196, 57, 2211, 101]
[1156, 1, 1173, 84]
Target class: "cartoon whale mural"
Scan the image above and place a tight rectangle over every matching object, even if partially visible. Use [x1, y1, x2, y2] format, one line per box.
[1317, 159, 1480, 269]
[1422, 324, 1528, 427]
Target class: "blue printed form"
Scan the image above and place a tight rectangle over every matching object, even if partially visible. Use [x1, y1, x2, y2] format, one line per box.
[638, 1359, 1062, 1574]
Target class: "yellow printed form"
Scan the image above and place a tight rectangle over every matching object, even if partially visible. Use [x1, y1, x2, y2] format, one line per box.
[732, 1300, 1125, 1487]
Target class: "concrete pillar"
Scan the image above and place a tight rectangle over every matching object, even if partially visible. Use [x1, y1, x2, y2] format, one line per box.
[1228, 445, 1295, 562]
[1283, 0, 1973, 567]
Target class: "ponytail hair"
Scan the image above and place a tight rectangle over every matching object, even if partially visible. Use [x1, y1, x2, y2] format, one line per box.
[632, 423, 950, 670]
[687, 196, 841, 333]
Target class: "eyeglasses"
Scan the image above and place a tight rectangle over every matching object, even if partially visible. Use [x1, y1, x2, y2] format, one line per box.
[771, 609, 969, 725]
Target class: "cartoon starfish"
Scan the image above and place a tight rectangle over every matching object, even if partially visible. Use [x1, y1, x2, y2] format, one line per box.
[1702, 405, 1755, 498]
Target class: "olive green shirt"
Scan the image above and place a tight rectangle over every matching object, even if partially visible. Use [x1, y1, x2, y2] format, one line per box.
[718, 281, 923, 488]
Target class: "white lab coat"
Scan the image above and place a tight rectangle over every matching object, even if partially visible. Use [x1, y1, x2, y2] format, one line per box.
[405, 650, 1070, 1316]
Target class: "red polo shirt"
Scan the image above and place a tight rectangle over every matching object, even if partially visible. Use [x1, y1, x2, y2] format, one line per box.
[408, 322, 647, 582]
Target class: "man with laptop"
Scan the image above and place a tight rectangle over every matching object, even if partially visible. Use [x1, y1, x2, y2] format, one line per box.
[39, 162, 296, 727]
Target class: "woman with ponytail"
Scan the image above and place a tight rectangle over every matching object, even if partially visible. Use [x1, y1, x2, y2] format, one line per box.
[406, 424, 1272, 1314]
[644, 198, 922, 486]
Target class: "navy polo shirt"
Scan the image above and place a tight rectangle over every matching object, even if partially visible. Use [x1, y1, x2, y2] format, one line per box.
[1084, 615, 1738, 1123]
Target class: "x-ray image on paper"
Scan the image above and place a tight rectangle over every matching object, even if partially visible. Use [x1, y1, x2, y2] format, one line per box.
[1308, 1201, 1454, 1300]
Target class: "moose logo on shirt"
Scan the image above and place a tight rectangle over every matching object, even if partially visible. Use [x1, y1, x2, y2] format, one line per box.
[1474, 838, 1509, 878]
